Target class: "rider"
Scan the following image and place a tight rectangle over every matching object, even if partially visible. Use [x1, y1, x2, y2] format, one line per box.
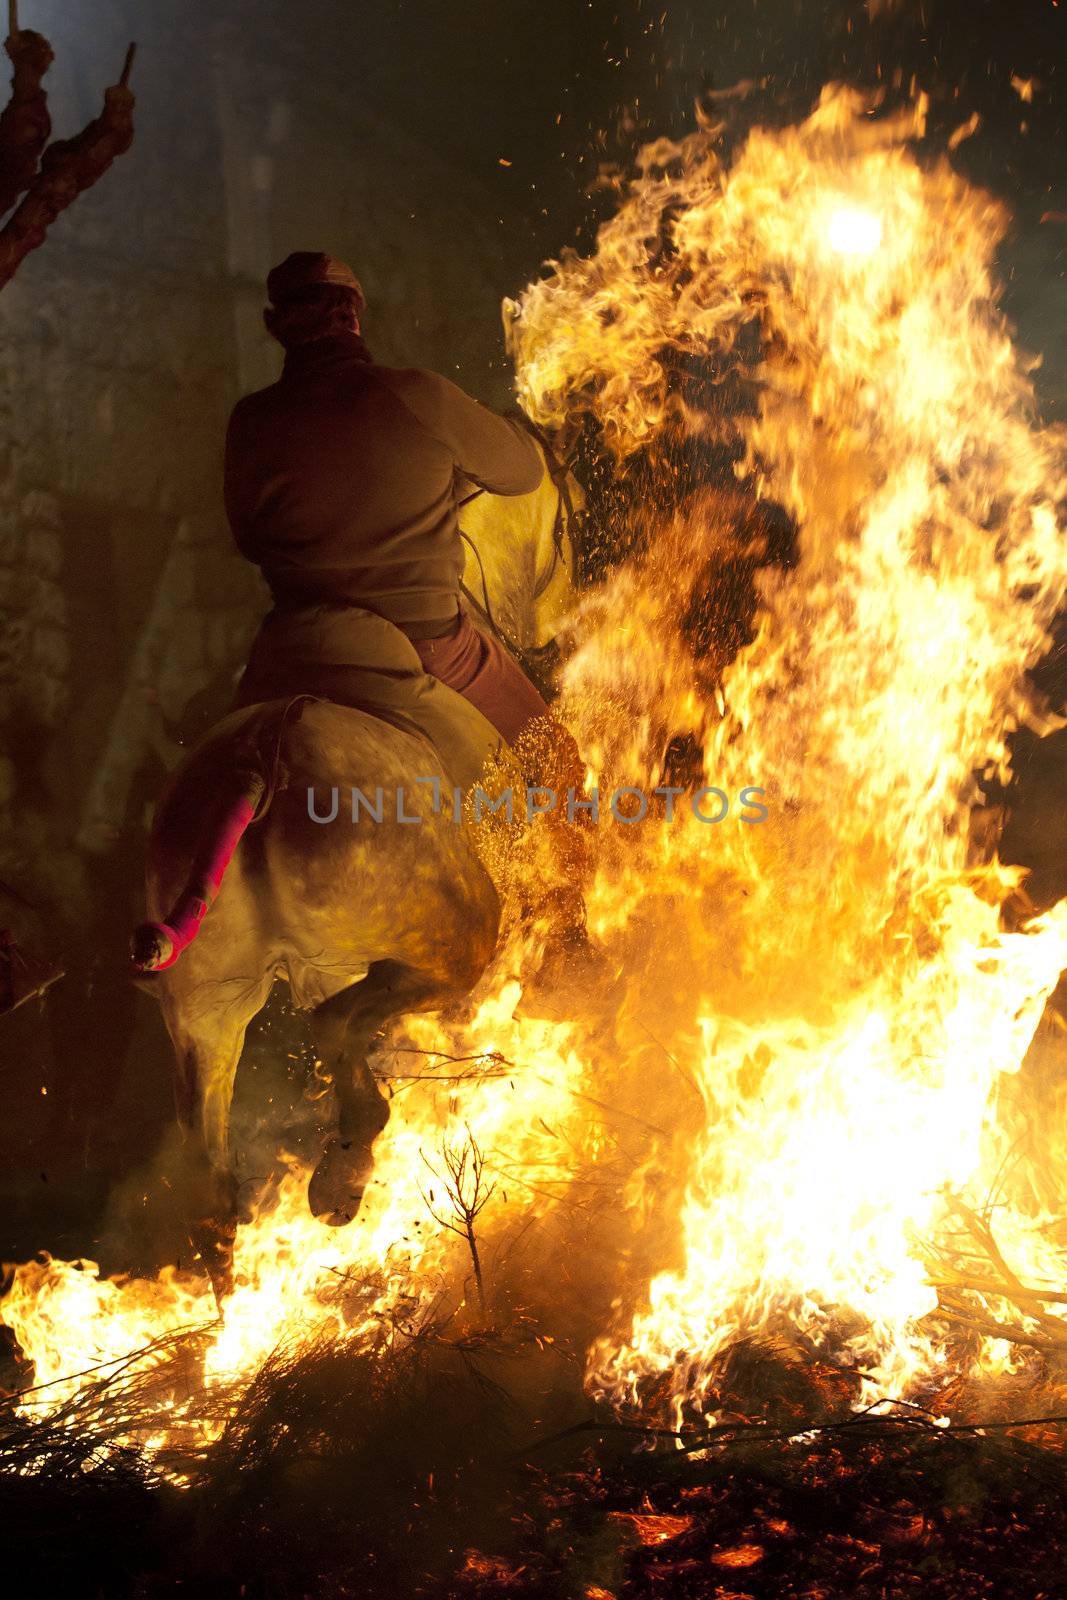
[225, 251, 554, 752]
[133, 252, 594, 979]
[222, 253, 593, 969]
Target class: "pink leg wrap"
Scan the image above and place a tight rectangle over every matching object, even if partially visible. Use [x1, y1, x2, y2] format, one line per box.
[133, 778, 264, 972]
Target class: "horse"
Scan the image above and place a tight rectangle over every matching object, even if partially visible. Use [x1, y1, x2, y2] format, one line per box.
[135, 440, 578, 1296]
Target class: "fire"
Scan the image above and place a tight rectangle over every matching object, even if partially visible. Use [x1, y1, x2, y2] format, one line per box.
[3, 988, 594, 1438]
[826, 205, 883, 254]
[507, 84, 1067, 1417]
[4, 84, 1067, 1450]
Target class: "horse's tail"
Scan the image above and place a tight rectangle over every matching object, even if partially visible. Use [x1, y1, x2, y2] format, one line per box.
[130, 697, 308, 974]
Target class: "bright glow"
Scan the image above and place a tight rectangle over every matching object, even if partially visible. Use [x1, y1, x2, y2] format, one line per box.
[509, 84, 1067, 1419]
[827, 205, 884, 255]
[6, 86, 1067, 1459]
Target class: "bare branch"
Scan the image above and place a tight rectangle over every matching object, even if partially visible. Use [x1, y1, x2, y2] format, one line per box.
[419, 1128, 497, 1317]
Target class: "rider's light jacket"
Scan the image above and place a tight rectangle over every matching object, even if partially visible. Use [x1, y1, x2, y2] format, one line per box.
[223, 332, 543, 631]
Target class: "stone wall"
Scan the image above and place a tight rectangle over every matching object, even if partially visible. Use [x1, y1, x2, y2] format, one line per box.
[0, 1, 530, 1200]
[0, 1, 527, 897]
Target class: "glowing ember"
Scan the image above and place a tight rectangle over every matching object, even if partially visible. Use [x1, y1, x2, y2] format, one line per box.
[610, 1511, 696, 1545]
[711, 1543, 765, 1568]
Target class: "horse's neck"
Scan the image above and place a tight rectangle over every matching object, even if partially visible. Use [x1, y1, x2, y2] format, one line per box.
[459, 446, 578, 647]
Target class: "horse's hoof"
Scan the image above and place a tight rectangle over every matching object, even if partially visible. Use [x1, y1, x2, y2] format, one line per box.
[307, 1139, 374, 1226]
[189, 1218, 236, 1309]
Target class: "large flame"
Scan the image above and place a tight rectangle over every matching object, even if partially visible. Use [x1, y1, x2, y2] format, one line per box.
[507, 83, 1067, 1416]
[4, 986, 595, 1436]
[4, 85, 1067, 1449]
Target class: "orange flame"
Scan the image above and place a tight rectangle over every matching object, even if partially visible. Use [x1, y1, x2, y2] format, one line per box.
[4, 85, 1067, 1451]
[507, 84, 1067, 1416]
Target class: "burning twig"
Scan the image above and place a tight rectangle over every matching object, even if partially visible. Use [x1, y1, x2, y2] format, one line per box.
[0, 1320, 219, 1487]
[922, 1196, 1067, 1358]
[420, 1130, 497, 1318]
[549, 1078, 671, 1139]
[378, 1045, 516, 1089]
[0, 927, 63, 1015]
[636, 1019, 704, 1101]
[512, 1403, 1067, 1469]
[0, 1318, 217, 1414]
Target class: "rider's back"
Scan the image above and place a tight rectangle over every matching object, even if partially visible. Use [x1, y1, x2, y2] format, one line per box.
[224, 331, 542, 629]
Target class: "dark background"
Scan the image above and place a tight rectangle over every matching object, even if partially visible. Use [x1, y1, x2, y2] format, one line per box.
[354, 0, 1066, 245]
[0, 0, 1063, 1266]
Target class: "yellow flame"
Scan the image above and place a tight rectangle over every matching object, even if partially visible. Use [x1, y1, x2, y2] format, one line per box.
[5, 85, 1067, 1449]
[826, 205, 883, 254]
[3, 986, 595, 1438]
[508, 83, 1067, 1416]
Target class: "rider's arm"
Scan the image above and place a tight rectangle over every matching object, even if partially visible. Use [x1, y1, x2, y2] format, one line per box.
[384, 368, 544, 497]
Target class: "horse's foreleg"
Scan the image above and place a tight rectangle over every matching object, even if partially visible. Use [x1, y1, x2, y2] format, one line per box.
[166, 986, 269, 1302]
[307, 959, 450, 1225]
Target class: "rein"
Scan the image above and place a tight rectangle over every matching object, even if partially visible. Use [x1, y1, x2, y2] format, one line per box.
[515, 412, 574, 590]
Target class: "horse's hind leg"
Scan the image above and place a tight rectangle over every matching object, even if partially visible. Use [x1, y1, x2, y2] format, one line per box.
[307, 959, 449, 1225]
[165, 978, 272, 1301]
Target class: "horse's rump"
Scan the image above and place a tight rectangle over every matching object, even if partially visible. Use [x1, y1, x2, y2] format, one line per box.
[145, 697, 499, 1009]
